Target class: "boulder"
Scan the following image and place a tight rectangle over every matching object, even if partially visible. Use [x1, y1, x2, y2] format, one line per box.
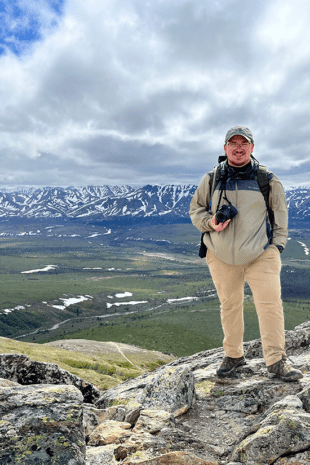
[96, 365, 195, 418]
[114, 431, 169, 461]
[96, 371, 157, 409]
[86, 445, 118, 464]
[83, 404, 126, 436]
[0, 353, 100, 403]
[0, 383, 85, 464]
[133, 409, 176, 434]
[87, 420, 132, 446]
[232, 395, 310, 464]
[141, 366, 195, 416]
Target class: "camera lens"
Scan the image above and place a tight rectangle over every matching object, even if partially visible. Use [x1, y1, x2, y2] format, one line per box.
[216, 211, 227, 223]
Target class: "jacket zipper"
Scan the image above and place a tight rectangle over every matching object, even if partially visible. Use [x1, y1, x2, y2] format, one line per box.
[232, 180, 238, 265]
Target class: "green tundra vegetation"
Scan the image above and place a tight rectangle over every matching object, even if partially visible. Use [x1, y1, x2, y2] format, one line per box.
[0, 222, 309, 360]
[0, 336, 174, 390]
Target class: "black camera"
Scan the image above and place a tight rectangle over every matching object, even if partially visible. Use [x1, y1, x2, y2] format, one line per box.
[216, 204, 238, 223]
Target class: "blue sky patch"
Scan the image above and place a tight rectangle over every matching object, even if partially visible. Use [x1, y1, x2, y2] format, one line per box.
[0, 0, 66, 56]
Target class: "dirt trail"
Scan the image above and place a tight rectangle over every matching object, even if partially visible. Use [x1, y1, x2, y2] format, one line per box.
[108, 342, 144, 371]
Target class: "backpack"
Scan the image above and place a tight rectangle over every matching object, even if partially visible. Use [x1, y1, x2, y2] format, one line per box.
[198, 155, 274, 258]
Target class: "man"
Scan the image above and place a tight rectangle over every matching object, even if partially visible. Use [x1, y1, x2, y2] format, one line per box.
[190, 126, 302, 381]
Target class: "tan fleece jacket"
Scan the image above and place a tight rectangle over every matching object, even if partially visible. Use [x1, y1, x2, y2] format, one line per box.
[189, 161, 288, 265]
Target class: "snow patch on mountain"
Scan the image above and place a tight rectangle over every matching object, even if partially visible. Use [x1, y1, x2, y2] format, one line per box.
[0, 184, 308, 226]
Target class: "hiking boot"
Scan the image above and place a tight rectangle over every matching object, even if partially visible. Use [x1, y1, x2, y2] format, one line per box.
[267, 356, 303, 381]
[216, 355, 246, 377]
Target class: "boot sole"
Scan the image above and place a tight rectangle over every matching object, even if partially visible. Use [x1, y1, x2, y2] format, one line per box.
[268, 372, 303, 382]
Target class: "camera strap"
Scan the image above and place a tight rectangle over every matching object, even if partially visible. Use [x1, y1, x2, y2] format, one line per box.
[215, 170, 232, 213]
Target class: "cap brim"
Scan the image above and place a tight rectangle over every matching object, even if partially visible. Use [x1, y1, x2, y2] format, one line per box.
[225, 133, 253, 144]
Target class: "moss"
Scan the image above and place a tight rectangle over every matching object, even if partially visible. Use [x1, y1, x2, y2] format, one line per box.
[132, 451, 145, 458]
[13, 434, 45, 464]
[66, 408, 79, 423]
[55, 436, 70, 448]
[42, 417, 56, 424]
[286, 419, 296, 428]
[213, 390, 225, 397]
[255, 426, 274, 436]
[196, 380, 215, 395]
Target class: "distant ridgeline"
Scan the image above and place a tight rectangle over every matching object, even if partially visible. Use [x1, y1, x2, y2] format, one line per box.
[0, 185, 309, 227]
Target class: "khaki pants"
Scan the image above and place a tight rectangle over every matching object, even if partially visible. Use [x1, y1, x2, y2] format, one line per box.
[206, 245, 285, 366]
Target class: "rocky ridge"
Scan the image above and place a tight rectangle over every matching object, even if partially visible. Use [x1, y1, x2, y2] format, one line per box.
[2, 321, 310, 463]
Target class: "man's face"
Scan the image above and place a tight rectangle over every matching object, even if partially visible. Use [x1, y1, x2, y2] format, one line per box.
[224, 135, 254, 167]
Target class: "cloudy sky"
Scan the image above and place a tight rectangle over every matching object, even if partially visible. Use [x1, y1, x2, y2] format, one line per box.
[1, 0, 310, 188]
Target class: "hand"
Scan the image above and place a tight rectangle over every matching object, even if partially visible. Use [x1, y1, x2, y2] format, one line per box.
[210, 214, 231, 232]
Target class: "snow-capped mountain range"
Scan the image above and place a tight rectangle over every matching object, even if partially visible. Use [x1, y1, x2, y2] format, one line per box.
[0, 185, 309, 226]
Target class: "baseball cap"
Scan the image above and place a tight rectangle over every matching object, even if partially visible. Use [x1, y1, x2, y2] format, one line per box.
[224, 126, 254, 144]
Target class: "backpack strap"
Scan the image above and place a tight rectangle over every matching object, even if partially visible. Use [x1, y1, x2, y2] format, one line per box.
[256, 165, 275, 229]
[199, 166, 221, 258]
[208, 161, 226, 198]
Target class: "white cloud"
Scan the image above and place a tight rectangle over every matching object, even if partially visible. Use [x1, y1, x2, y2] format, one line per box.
[0, 0, 309, 187]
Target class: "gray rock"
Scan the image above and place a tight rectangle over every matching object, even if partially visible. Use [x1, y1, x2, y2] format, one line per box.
[83, 406, 100, 437]
[232, 397, 310, 464]
[87, 419, 132, 446]
[141, 366, 195, 416]
[96, 365, 195, 418]
[86, 445, 117, 464]
[133, 409, 176, 434]
[96, 371, 156, 409]
[273, 449, 310, 464]
[0, 377, 19, 387]
[297, 385, 310, 411]
[215, 395, 259, 414]
[124, 401, 143, 425]
[0, 383, 85, 464]
[83, 404, 127, 437]
[261, 395, 303, 419]
[0, 353, 100, 403]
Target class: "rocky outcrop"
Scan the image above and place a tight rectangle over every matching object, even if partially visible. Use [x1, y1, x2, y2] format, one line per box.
[0, 353, 100, 403]
[0, 383, 85, 464]
[96, 366, 195, 417]
[2, 320, 310, 463]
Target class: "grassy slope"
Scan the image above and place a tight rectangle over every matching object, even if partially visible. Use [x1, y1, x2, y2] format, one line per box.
[0, 336, 175, 391]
